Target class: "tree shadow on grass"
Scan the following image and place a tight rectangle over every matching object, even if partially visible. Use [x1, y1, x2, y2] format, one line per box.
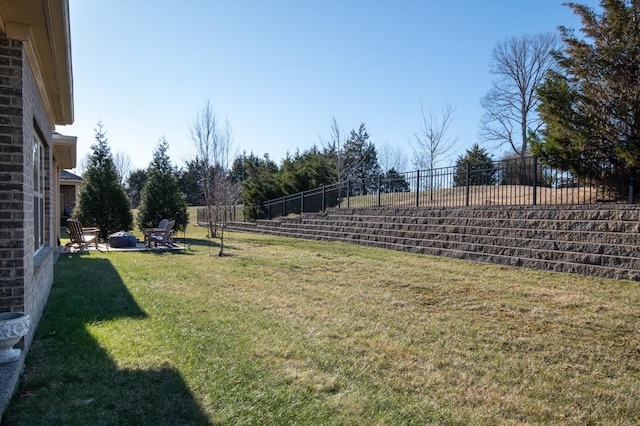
[2, 256, 209, 425]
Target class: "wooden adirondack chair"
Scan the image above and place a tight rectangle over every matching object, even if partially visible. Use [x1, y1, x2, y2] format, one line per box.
[148, 220, 175, 247]
[66, 218, 99, 251]
[143, 219, 169, 247]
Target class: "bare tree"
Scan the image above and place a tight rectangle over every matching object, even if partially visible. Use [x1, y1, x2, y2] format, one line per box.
[113, 150, 132, 186]
[378, 141, 408, 173]
[480, 32, 558, 158]
[77, 153, 89, 177]
[189, 100, 240, 250]
[410, 101, 457, 172]
[320, 115, 347, 183]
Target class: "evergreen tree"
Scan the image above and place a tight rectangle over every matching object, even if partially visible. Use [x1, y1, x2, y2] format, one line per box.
[239, 153, 281, 219]
[137, 138, 189, 232]
[278, 152, 303, 195]
[454, 144, 497, 186]
[535, 0, 640, 197]
[343, 123, 382, 195]
[74, 121, 133, 240]
[229, 153, 248, 183]
[381, 168, 410, 193]
[279, 146, 334, 194]
[178, 157, 207, 206]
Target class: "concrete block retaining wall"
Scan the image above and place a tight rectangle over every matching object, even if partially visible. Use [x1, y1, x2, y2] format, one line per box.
[225, 205, 640, 281]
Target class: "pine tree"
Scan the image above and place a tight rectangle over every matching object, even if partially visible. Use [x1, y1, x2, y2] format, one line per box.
[177, 158, 207, 206]
[239, 153, 281, 219]
[137, 138, 189, 232]
[279, 146, 334, 195]
[381, 168, 410, 193]
[343, 123, 382, 195]
[454, 144, 497, 187]
[74, 121, 133, 240]
[535, 0, 640, 197]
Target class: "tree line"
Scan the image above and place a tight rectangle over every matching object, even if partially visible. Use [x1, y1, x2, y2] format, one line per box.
[125, 120, 411, 220]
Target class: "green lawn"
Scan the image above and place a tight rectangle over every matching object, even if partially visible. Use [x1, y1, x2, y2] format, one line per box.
[4, 228, 640, 424]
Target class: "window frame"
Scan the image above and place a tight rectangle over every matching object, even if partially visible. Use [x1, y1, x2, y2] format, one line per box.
[33, 134, 45, 253]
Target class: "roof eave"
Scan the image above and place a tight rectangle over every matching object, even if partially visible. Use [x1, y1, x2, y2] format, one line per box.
[46, 0, 74, 124]
[0, 0, 74, 125]
[52, 132, 76, 169]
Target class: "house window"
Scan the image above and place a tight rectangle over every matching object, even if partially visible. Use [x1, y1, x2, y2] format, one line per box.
[33, 136, 45, 251]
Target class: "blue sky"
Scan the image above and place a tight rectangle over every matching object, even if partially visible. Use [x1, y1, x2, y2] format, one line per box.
[57, 0, 600, 173]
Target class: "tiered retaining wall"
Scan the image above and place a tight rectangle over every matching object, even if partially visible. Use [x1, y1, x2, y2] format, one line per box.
[225, 205, 640, 281]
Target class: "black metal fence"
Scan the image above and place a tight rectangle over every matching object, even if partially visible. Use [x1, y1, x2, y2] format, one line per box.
[198, 154, 637, 222]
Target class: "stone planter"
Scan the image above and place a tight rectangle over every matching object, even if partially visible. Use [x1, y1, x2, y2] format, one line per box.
[0, 312, 30, 364]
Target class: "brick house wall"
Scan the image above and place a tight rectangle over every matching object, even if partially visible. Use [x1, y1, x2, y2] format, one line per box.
[0, 35, 25, 312]
[0, 30, 57, 350]
[0, 1, 74, 415]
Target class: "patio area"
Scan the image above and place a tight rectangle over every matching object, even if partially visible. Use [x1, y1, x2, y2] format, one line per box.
[60, 225, 184, 253]
[60, 242, 184, 253]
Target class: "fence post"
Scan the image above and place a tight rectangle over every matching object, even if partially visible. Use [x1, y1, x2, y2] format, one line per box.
[415, 170, 420, 207]
[630, 168, 636, 204]
[268, 201, 272, 219]
[465, 163, 471, 207]
[429, 170, 434, 202]
[322, 186, 326, 211]
[301, 191, 304, 214]
[347, 180, 351, 208]
[283, 196, 287, 217]
[532, 155, 538, 206]
[377, 175, 382, 207]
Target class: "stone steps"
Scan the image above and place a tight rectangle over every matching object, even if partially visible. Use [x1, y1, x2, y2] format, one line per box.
[277, 222, 640, 259]
[245, 223, 640, 270]
[333, 205, 640, 221]
[225, 205, 640, 280]
[278, 218, 640, 246]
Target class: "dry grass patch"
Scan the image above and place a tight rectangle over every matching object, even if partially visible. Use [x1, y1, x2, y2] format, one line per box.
[343, 184, 606, 208]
